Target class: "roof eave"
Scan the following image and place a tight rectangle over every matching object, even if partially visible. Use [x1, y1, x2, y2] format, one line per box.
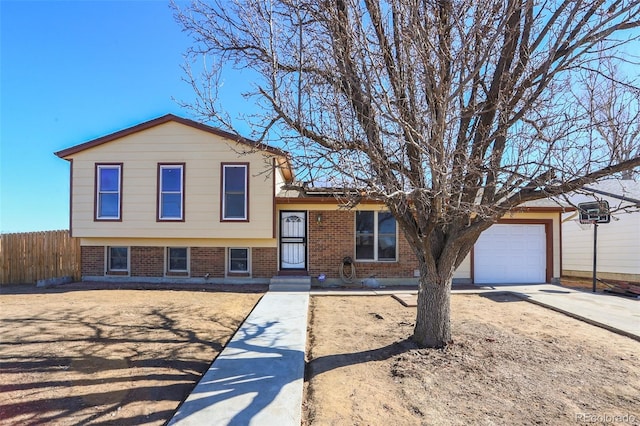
[54, 113, 288, 159]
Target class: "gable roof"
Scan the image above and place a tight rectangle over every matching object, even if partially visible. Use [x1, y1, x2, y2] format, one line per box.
[54, 113, 289, 159]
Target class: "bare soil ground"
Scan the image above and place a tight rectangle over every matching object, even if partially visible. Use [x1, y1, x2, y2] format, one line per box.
[0, 284, 264, 425]
[304, 294, 640, 425]
[2, 283, 638, 426]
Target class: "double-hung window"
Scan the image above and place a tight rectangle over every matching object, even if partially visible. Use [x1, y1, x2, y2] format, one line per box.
[355, 211, 397, 261]
[158, 164, 185, 221]
[95, 164, 122, 220]
[221, 163, 248, 221]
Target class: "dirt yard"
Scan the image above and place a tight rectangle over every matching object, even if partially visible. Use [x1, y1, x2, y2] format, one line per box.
[2, 285, 639, 426]
[0, 285, 263, 425]
[304, 294, 640, 425]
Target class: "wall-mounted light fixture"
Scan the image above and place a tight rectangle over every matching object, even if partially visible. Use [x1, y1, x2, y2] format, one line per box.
[317, 213, 322, 223]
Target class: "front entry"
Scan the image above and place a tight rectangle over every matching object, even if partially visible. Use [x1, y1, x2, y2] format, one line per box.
[279, 211, 307, 271]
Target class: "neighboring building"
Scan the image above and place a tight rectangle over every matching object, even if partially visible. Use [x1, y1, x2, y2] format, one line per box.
[562, 180, 640, 284]
[56, 114, 567, 286]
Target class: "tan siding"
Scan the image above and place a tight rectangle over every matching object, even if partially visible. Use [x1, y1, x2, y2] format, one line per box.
[274, 159, 286, 193]
[79, 237, 277, 248]
[70, 121, 276, 239]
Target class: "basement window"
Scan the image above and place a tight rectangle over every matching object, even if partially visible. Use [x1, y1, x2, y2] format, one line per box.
[228, 248, 249, 273]
[167, 247, 188, 272]
[107, 246, 129, 272]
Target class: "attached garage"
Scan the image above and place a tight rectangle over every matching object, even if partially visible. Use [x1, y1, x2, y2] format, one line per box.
[474, 222, 551, 284]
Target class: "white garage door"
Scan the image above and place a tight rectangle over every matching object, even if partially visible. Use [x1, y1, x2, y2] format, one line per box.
[474, 224, 546, 284]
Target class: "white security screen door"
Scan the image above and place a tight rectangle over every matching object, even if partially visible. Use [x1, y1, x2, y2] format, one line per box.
[280, 211, 307, 270]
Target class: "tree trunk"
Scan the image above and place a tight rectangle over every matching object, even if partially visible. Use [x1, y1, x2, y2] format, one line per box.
[413, 274, 452, 348]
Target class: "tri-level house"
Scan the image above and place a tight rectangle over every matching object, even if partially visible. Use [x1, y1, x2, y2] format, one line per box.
[56, 114, 567, 286]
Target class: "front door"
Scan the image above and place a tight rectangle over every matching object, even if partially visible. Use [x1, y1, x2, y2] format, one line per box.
[279, 211, 307, 270]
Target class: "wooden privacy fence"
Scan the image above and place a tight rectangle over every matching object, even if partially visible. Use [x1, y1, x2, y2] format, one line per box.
[0, 230, 81, 285]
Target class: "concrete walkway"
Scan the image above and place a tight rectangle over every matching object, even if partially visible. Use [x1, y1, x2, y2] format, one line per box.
[169, 283, 638, 425]
[498, 284, 640, 341]
[168, 291, 309, 426]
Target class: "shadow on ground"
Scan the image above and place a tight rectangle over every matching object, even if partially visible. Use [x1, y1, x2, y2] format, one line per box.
[0, 290, 261, 425]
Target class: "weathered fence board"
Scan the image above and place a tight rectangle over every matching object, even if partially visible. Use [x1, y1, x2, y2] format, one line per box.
[0, 230, 81, 285]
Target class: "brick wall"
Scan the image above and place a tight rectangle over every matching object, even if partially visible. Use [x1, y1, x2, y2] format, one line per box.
[81, 246, 243, 279]
[308, 210, 418, 279]
[191, 247, 225, 278]
[79, 211, 418, 282]
[308, 210, 353, 278]
[81, 246, 104, 276]
[131, 246, 164, 277]
[253, 247, 277, 278]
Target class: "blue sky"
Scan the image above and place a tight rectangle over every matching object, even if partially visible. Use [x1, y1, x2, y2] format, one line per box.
[0, 0, 254, 233]
[2, 2, 639, 233]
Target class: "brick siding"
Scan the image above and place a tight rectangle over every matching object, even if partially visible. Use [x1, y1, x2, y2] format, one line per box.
[308, 210, 418, 279]
[131, 246, 164, 277]
[253, 247, 277, 278]
[81, 245, 237, 279]
[79, 209, 417, 282]
[191, 247, 225, 278]
[81, 246, 104, 276]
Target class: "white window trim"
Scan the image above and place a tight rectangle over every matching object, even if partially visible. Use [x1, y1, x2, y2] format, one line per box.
[355, 211, 398, 262]
[222, 164, 248, 221]
[96, 164, 121, 220]
[106, 246, 130, 273]
[158, 164, 184, 220]
[166, 247, 190, 274]
[227, 247, 250, 274]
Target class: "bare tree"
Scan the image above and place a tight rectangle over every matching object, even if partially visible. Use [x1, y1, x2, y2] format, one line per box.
[573, 57, 640, 179]
[174, 0, 640, 347]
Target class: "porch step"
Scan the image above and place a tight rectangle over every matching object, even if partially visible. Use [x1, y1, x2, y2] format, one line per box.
[269, 276, 311, 292]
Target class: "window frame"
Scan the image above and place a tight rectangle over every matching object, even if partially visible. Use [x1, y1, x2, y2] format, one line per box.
[228, 247, 250, 273]
[354, 211, 398, 262]
[157, 163, 186, 222]
[166, 247, 189, 273]
[106, 246, 129, 273]
[95, 163, 123, 221]
[221, 163, 249, 222]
